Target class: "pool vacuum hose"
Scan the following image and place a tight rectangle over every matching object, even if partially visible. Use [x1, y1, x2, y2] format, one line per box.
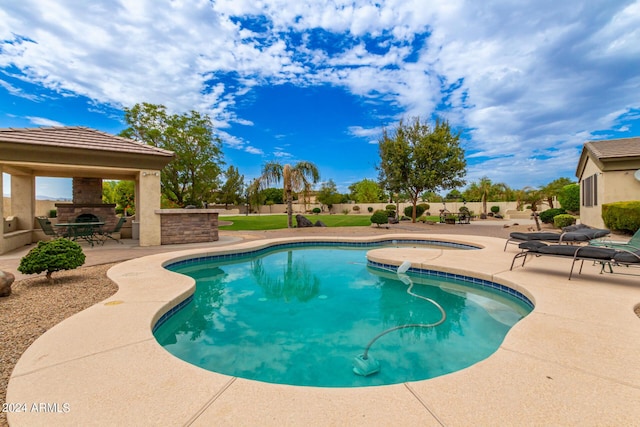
[353, 261, 447, 377]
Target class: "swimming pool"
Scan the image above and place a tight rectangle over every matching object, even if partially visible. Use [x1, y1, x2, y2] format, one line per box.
[154, 240, 532, 387]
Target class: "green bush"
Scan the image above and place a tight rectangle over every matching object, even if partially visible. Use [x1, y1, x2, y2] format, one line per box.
[404, 204, 426, 218]
[385, 204, 396, 211]
[367, 206, 373, 213]
[312, 207, 321, 214]
[539, 208, 566, 224]
[553, 214, 576, 229]
[558, 184, 580, 213]
[48, 209, 57, 218]
[18, 238, 86, 284]
[370, 210, 389, 227]
[602, 201, 640, 234]
[490, 206, 500, 214]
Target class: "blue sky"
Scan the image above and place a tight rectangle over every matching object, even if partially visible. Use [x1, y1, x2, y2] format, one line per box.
[2, 0, 640, 199]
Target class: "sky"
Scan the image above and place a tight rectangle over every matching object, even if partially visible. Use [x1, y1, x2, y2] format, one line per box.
[1, 0, 640, 199]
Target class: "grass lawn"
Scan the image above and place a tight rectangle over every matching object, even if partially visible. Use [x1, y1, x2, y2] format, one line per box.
[218, 214, 443, 230]
[218, 214, 373, 230]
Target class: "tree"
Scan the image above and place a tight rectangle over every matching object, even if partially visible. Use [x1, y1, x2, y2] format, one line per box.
[258, 161, 320, 228]
[558, 183, 580, 213]
[261, 188, 284, 205]
[541, 177, 575, 209]
[378, 117, 466, 222]
[464, 177, 508, 215]
[349, 179, 384, 203]
[18, 239, 85, 285]
[120, 102, 224, 207]
[103, 180, 135, 214]
[317, 180, 343, 212]
[522, 187, 545, 230]
[218, 165, 244, 208]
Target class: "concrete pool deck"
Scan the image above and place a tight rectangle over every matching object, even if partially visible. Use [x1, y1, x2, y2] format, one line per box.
[4, 227, 640, 426]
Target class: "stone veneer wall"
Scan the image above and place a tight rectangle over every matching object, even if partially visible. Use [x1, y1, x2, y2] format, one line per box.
[157, 210, 219, 245]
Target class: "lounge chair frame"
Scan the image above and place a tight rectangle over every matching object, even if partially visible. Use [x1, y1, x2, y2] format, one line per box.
[510, 244, 640, 280]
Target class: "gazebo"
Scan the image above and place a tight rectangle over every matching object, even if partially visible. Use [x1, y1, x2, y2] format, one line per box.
[1, 126, 174, 254]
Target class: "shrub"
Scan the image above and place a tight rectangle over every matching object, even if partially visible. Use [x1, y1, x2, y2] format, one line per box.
[385, 204, 396, 211]
[352, 205, 360, 212]
[539, 208, 566, 224]
[490, 206, 500, 214]
[558, 184, 580, 213]
[602, 201, 640, 234]
[342, 208, 350, 215]
[49, 209, 57, 218]
[367, 206, 373, 213]
[370, 210, 389, 227]
[18, 238, 86, 284]
[404, 204, 426, 218]
[553, 214, 576, 229]
[386, 209, 396, 218]
[312, 207, 321, 214]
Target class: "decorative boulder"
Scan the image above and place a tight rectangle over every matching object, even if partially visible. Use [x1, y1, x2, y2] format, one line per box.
[296, 215, 314, 228]
[0, 270, 15, 297]
[314, 220, 327, 227]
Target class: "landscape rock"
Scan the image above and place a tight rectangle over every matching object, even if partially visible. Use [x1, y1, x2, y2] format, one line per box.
[0, 270, 15, 297]
[295, 215, 314, 227]
[314, 220, 327, 227]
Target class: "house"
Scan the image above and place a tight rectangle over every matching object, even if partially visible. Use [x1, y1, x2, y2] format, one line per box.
[575, 137, 640, 229]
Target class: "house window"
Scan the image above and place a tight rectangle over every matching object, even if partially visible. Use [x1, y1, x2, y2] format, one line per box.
[582, 173, 598, 207]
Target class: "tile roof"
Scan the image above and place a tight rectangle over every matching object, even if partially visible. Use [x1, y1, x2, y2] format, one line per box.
[0, 126, 174, 157]
[584, 137, 640, 160]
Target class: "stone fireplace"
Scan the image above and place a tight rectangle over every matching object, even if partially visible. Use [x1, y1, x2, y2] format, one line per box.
[55, 177, 118, 230]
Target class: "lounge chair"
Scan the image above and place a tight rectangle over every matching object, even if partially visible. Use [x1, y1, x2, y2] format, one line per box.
[590, 227, 640, 251]
[510, 241, 640, 279]
[35, 216, 67, 238]
[98, 216, 126, 244]
[504, 224, 610, 251]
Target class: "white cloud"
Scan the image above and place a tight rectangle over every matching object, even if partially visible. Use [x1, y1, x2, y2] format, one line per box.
[26, 116, 64, 127]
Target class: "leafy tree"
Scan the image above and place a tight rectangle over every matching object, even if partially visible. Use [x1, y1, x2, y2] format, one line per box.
[120, 102, 224, 206]
[349, 179, 384, 203]
[421, 191, 443, 202]
[18, 238, 85, 285]
[103, 180, 135, 214]
[378, 117, 466, 222]
[541, 177, 574, 209]
[558, 183, 580, 213]
[317, 180, 343, 212]
[258, 161, 320, 228]
[218, 165, 244, 208]
[261, 187, 284, 204]
[445, 189, 463, 201]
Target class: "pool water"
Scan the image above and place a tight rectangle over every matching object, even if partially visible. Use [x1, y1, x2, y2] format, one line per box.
[154, 243, 532, 387]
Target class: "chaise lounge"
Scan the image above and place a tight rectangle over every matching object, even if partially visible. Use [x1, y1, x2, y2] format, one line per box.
[589, 227, 640, 251]
[504, 224, 610, 251]
[510, 241, 640, 279]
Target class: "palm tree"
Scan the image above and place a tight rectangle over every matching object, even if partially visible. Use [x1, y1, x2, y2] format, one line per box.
[259, 161, 320, 228]
[522, 187, 545, 231]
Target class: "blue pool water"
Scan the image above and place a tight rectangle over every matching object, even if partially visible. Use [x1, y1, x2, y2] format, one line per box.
[154, 242, 532, 387]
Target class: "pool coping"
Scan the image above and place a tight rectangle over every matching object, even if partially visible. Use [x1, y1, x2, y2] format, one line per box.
[7, 233, 640, 426]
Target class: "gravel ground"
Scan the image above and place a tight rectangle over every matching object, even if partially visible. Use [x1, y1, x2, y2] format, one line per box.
[0, 263, 118, 427]
[1, 221, 637, 426]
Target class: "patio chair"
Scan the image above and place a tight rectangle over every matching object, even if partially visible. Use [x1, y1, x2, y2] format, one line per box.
[589, 227, 640, 251]
[36, 216, 67, 238]
[98, 216, 127, 244]
[504, 224, 610, 251]
[510, 241, 640, 279]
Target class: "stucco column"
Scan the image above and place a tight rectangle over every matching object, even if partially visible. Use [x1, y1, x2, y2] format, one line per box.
[11, 173, 35, 231]
[137, 170, 161, 246]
